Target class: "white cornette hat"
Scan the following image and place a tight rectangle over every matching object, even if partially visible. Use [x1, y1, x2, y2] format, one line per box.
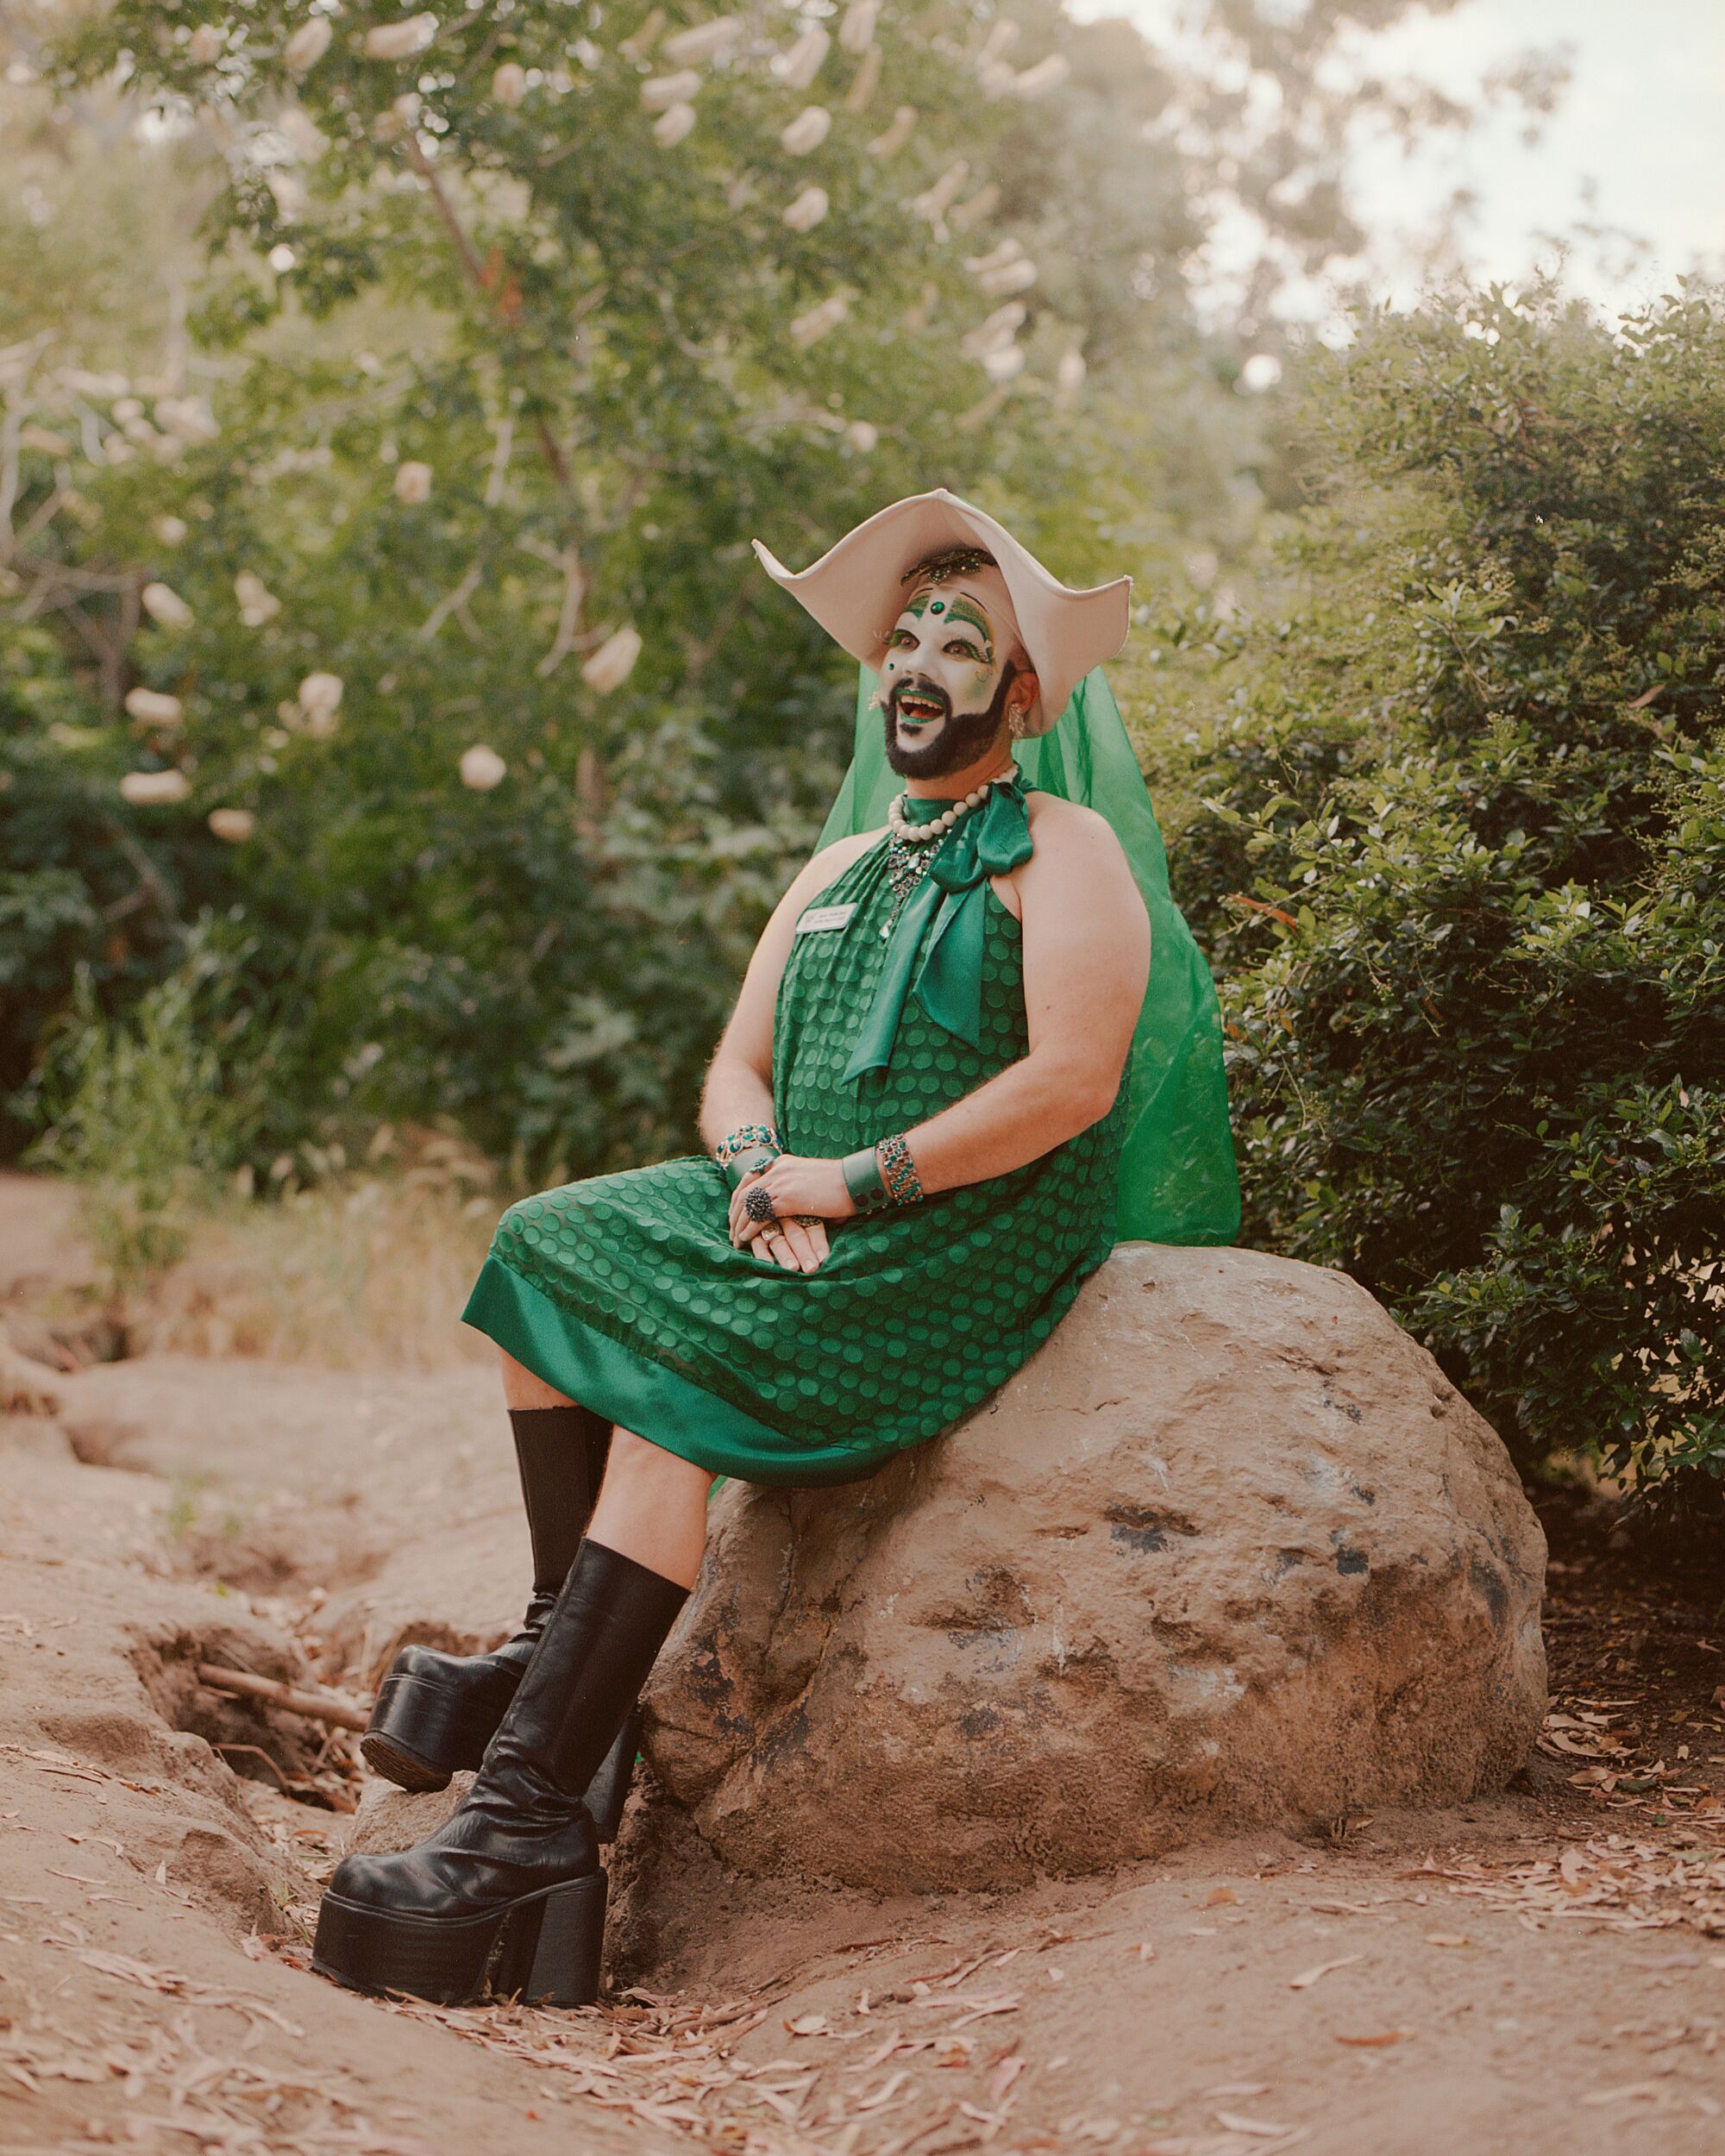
[752, 488, 1132, 736]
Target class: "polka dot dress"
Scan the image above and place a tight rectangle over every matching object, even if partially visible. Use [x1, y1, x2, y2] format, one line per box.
[480, 824, 1126, 1484]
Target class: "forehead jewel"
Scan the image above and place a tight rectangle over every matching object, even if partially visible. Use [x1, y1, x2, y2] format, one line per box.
[900, 544, 998, 586]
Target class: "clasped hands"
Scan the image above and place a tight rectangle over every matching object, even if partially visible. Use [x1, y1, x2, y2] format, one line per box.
[727, 1153, 856, 1273]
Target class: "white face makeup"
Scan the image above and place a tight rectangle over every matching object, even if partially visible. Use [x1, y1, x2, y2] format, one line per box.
[879, 580, 1012, 761]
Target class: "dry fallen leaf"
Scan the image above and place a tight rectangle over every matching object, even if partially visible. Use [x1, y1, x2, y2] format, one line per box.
[1205, 1885, 1239, 1907]
[1335, 2030, 1407, 2046]
[1289, 1953, 1364, 1990]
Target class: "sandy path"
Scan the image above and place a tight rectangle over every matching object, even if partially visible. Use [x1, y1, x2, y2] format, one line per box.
[2, 1175, 1722, 2153]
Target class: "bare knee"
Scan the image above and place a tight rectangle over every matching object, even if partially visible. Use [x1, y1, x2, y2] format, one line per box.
[605, 1427, 714, 1501]
[498, 1349, 574, 1411]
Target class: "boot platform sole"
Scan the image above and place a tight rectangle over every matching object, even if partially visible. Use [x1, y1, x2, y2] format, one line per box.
[361, 1666, 516, 1794]
[312, 1869, 606, 2007]
[357, 1729, 451, 1794]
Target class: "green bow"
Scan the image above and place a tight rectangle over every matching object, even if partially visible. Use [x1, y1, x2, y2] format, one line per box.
[844, 780, 1034, 1084]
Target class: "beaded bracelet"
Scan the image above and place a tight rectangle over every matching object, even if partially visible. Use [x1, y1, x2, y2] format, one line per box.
[714, 1121, 781, 1169]
[876, 1131, 925, 1205]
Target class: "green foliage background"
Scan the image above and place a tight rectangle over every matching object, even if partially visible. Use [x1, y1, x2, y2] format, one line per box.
[5, 0, 1262, 1177]
[3, 4, 1717, 1510]
[1150, 287, 1724, 1511]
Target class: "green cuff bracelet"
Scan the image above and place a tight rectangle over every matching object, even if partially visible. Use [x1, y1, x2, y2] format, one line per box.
[842, 1146, 889, 1213]
[722, 1144, 780, 1192]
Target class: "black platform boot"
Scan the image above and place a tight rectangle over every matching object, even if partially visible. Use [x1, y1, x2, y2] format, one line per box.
[361, 1407, 643, 1838]
[314, 1539, 687, 2008]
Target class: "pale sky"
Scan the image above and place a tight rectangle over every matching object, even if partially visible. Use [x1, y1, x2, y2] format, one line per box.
[1070, 0, 1725, 329]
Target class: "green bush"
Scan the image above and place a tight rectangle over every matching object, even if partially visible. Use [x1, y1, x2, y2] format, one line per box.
[30, 931, 271, 1288]
[1154, 286, 1725, 1514]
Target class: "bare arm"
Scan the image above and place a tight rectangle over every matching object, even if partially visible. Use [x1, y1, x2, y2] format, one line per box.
[745, 798, 1150, 1239]
[893, 799, 1149, 1193]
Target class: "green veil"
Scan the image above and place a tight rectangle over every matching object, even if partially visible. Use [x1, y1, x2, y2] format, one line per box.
[817, 666, 1240, 1247]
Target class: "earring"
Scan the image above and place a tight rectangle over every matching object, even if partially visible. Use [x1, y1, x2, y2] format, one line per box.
[1008, 703, 1029, 739]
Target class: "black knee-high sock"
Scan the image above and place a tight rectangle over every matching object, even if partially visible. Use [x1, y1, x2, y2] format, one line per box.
[506, 1406, 612, 1599]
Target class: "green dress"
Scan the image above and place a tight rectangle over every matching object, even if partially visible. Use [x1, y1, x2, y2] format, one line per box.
[462, 784, 1128, 1488]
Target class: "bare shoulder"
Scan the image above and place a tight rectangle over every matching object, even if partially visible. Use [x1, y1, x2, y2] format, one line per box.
[1026, 793, 1130, 884]
[1021, 790, 1122, 860]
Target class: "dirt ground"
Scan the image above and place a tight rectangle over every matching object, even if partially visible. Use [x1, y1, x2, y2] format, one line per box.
[3, 1172, 1722, 2156]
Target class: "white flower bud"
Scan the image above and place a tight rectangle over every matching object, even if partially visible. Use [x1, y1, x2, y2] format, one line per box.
[492, 62, 528, 106]
[153, 515, 189, 546]
[789, 292, 849, 348]
[298, 670, 344, 736]
[868, 105, 916, 158]
[1055, 347, 1088, 397]
[641, 69, 700, 112]
[981, 343, 1026, 384]
[652, 101, 697, 147]
[844, 43, 881, 112]
[782, 185, 829, 234]
[393, 460, 433, 504]
[120, 769, 191, 805]
[235, 571, 282, 625]
[277, 105, 329, 163]
[845, 419, 879, 453]
[780, 104, 831, 155]
[284, 18, 334, 73]
[125, 687, 184, 727]
[188, 24, 223, 66]
[1014, 55, 1070, 100]
[459, 744, 508, 792]
[911, 160, 969, 222]
[155, 396, 219, 444]
[975, 255, 1038, 298]
[961, 301, 1026, 360]
[208, 807, 257, 843]
[267, 169, 310, 223]
[839, 0, 879, 56]
[781, 27, 830, 91]
[142, 581, 195, 630]
[364, 15, 438, 62]
[661, 17, 743, 66]
[618, 8, 666, 62]
[581, 625, 643, 694]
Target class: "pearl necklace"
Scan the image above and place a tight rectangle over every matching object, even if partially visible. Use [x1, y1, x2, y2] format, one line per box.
[886, 766, 1017, 846]
[878, 768, 1017, 941]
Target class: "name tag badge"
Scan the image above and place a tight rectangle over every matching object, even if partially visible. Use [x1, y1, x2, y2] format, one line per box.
[795, 902, 856, 937]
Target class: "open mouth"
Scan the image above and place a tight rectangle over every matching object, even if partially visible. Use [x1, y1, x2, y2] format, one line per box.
[894, 687, 948, 728]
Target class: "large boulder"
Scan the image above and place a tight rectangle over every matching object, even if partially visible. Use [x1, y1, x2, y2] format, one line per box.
[640, 1244, 1546, 1891]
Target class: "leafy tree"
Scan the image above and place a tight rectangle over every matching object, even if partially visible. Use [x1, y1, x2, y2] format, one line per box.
[6, 0, 1239, 1174]
[1154, 285, 1725, 1512]
[3, 0, 1568, 1181]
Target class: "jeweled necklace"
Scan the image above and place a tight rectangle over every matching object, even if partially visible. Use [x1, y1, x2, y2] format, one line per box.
[880, 765, 1016, 939]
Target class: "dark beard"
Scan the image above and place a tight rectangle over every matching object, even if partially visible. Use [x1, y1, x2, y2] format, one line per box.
[881, 663, 1019, 780]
